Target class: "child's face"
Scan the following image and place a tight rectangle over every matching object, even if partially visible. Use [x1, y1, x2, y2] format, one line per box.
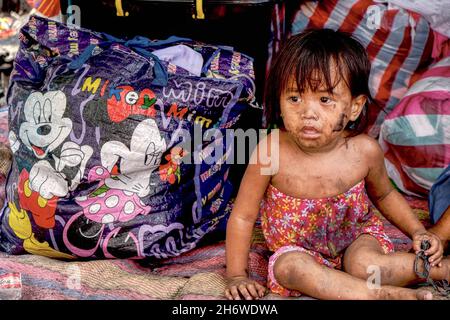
[280, 70, 365, 152]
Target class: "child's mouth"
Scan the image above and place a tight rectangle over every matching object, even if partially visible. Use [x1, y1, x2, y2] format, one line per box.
[300, 126, 321, 138]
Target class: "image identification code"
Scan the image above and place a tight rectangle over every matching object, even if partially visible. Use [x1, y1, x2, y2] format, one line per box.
[171, 304, 279, 318]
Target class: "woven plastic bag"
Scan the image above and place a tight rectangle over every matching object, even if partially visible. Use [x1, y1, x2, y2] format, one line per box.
[0, 16, 255, 259]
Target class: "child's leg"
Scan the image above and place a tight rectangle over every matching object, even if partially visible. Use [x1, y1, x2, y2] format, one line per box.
[273, 250, 432, 300]
[343, 234, 450, 287]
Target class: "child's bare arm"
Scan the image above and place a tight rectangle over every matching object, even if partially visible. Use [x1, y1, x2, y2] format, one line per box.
[225, 136, 273, 300]
[364, 137, 444, 265]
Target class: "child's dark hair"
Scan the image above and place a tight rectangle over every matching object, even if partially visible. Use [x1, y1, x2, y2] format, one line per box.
[264, 29, 373, 135]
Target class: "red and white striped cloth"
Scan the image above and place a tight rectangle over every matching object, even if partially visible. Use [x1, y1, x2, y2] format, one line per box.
[27, 0, 61, 18]
[379, 56, 450, 197]
[267, 2, 286, 78]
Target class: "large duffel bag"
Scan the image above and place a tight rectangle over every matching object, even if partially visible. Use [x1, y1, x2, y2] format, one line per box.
[0, 15, 255, 260]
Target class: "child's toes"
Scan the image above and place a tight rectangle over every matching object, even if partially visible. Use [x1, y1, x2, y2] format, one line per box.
[416, 290, 433, 300]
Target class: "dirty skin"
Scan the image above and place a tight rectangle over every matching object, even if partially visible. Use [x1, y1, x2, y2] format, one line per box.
[333, 113, 348, 132]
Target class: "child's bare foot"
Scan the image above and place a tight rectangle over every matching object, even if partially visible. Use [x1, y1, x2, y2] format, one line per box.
[377, 286, 433, 300]
[415, 290, 433, 300]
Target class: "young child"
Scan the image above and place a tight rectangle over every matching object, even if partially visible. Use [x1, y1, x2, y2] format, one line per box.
[225, 29, 448, 300]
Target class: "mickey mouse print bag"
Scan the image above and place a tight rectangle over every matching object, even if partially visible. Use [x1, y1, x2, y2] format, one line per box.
[0, 16, 255, 260]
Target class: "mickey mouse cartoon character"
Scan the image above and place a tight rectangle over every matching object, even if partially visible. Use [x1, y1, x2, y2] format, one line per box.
[16, 90, 93, 228]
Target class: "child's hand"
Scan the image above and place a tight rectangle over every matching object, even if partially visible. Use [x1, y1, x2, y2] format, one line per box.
[412, 230, 444, 267]
[225, 276, 266, 300]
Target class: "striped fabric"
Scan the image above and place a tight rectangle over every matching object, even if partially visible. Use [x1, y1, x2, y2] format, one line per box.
[267, 2, 286, 78]
[28, 0, 61, 18]
[379, 56, 450, 197]
[270, 0, 434, 137]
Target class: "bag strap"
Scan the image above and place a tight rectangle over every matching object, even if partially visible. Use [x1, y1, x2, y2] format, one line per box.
[68, 35, 191, 86]
[122, 35, 192, 48]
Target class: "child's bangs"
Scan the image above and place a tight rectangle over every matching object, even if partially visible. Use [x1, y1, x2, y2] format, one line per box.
[293, 52, 350, 95]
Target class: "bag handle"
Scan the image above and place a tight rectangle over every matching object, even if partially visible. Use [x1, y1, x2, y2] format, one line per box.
[122, 35, 192, 48]
[68, 35, 191, 86]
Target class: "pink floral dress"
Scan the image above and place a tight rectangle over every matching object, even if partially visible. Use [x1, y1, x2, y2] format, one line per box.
[260, 180, 394, 297]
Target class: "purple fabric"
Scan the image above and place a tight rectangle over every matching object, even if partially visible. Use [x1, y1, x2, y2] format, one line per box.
[0, 15, 256, 260]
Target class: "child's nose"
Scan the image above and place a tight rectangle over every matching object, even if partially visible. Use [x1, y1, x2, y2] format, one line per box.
[301, 103, 319, 120]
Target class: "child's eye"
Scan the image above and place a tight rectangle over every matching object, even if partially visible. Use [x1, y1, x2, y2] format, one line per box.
[320, 97, 333, 105]
[288, 96, 301, 103]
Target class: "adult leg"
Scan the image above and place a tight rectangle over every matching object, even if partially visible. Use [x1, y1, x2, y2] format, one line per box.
[273, 250, 432, 300]
[343, 234, 449, 287]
